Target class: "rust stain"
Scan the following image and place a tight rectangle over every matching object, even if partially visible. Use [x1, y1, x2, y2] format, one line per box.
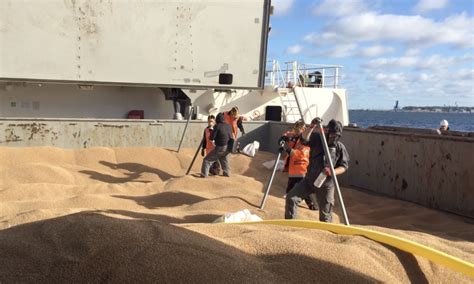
[94, 124, 129, 129]
[401, 179, 408, 190]
[83, 138, 91, 148]
[27, 123, 48, 140]
[72, 0, 100, 35]
[4, 123, 53, 141]
[4, 128, 22, 143]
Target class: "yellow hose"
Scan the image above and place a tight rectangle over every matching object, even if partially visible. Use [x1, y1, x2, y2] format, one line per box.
[232, 219, 474, 278]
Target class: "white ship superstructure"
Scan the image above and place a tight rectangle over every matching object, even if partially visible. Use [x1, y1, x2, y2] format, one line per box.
[0, 0, 348, 125]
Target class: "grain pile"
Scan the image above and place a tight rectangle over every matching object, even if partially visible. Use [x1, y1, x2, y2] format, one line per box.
[0, 147, 472, 282]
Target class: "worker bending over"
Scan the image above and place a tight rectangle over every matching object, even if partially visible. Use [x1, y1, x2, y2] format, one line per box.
[285, 119, 349, 222]
[201, 115, 220, 175]
[223, 107, 245, 151]
[200, 113, 234, 177]
[279, 120, 318, 211]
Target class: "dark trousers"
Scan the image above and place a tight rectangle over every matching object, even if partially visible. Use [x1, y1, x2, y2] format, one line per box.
[287, 177, 318, 211]
[285, 178, 334, 222]
[201, 146, 230, 177]
[209, 161, 221, 175]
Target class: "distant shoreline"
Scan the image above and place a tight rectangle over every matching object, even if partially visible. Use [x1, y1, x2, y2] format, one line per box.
[348, 109, 474, 132]
[350, 109, 473, 113]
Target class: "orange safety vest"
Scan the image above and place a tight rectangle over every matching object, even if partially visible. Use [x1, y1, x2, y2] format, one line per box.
[282, 131, 298, 170]
[288, 142, 310, 178]
[223, 112, 238, 139]
[282, 131, 310, 177]
[204, 127, 215, 154]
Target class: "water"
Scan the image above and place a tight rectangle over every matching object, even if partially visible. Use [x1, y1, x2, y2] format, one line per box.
[349, 110, 474, 132]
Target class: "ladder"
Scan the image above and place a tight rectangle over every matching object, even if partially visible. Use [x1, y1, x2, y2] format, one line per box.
[278, 87, 304, 123]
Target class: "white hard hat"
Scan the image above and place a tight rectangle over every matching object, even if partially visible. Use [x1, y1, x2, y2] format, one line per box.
[440, 120, 449, 127]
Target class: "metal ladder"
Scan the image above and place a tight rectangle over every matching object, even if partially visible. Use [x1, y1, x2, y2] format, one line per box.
[278, 87, 304, 123]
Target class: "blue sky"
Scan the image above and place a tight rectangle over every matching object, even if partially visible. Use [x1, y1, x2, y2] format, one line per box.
[268, 0, 474, 109]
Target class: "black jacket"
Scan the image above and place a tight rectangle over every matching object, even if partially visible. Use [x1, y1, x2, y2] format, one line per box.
[302, 132, 349, 187]
[211, 113, 234, 147]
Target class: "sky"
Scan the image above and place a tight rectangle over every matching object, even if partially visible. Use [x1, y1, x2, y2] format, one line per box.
[268, 0, 474, 109]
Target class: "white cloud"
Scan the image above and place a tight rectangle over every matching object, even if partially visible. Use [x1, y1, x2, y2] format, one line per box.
[303, 33, 319, 44]
[363, 56, 419, 69]
[358, 45, 394, 57]
[295, 0, 473, 106]
[318, 43, 358, 58]
[363, 54, 473, 70]
[304, 12, 474, 49]
[272, 0, 295, 16]
[416, 54, 473, 70]
[364, 64, 473, 103]
[314, 44, 394, 58]
[286, 44, 303, 55]
[452, 68, 474, 80]
[417, 72, 433, 81]
[313, 0, 369, 17]
[404, 48, 422, 56]
[414, 0, 448, 13]
[368, 72, 409, 91]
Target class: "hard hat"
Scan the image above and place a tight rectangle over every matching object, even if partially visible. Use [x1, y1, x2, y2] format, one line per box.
[440, 120, 449, 127]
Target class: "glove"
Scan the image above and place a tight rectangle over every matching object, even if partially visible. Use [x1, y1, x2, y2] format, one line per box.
[324, 167, 331, 176]
[279, 142, 291, 155]
[201, 148, 205, 157]
[278, 136, 288, 145]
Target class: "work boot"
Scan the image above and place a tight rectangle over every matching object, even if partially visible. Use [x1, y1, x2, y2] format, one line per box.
[223, 172, 230, 177]
[307, 204, 318, 211]
[306, 201, 319, 211]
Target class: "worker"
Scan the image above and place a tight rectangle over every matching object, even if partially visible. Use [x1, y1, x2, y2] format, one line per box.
[200, 113, 234, 177]
[201, 115, 220, 175]
[279, 120, 318, 211]
[223, 106, 245, 139]
[439, 120, 450, 131]
[285, 118, 349, 222]
[223, 107, 245, 152]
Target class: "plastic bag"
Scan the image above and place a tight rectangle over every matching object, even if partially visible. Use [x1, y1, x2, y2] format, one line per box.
[262, 159, 284, 171]
[241, 141, 260, 157]
[213, 209, 263, 223]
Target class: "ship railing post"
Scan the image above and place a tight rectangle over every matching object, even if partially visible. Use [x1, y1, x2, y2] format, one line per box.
[321, 68, 326, 88]
[272, 59, 277, 87]
[292, 61, 298, 86]
[334, 67, 339, 88]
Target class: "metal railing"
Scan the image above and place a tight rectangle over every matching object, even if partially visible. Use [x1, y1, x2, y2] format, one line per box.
[265, 60, 343, 89]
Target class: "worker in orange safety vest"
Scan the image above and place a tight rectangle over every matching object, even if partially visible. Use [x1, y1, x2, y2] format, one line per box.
[279, 120, 318, 211]
[201, 115, 220, 175]
[223, 106, 245, 139]
[223, 106, 245, 152]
